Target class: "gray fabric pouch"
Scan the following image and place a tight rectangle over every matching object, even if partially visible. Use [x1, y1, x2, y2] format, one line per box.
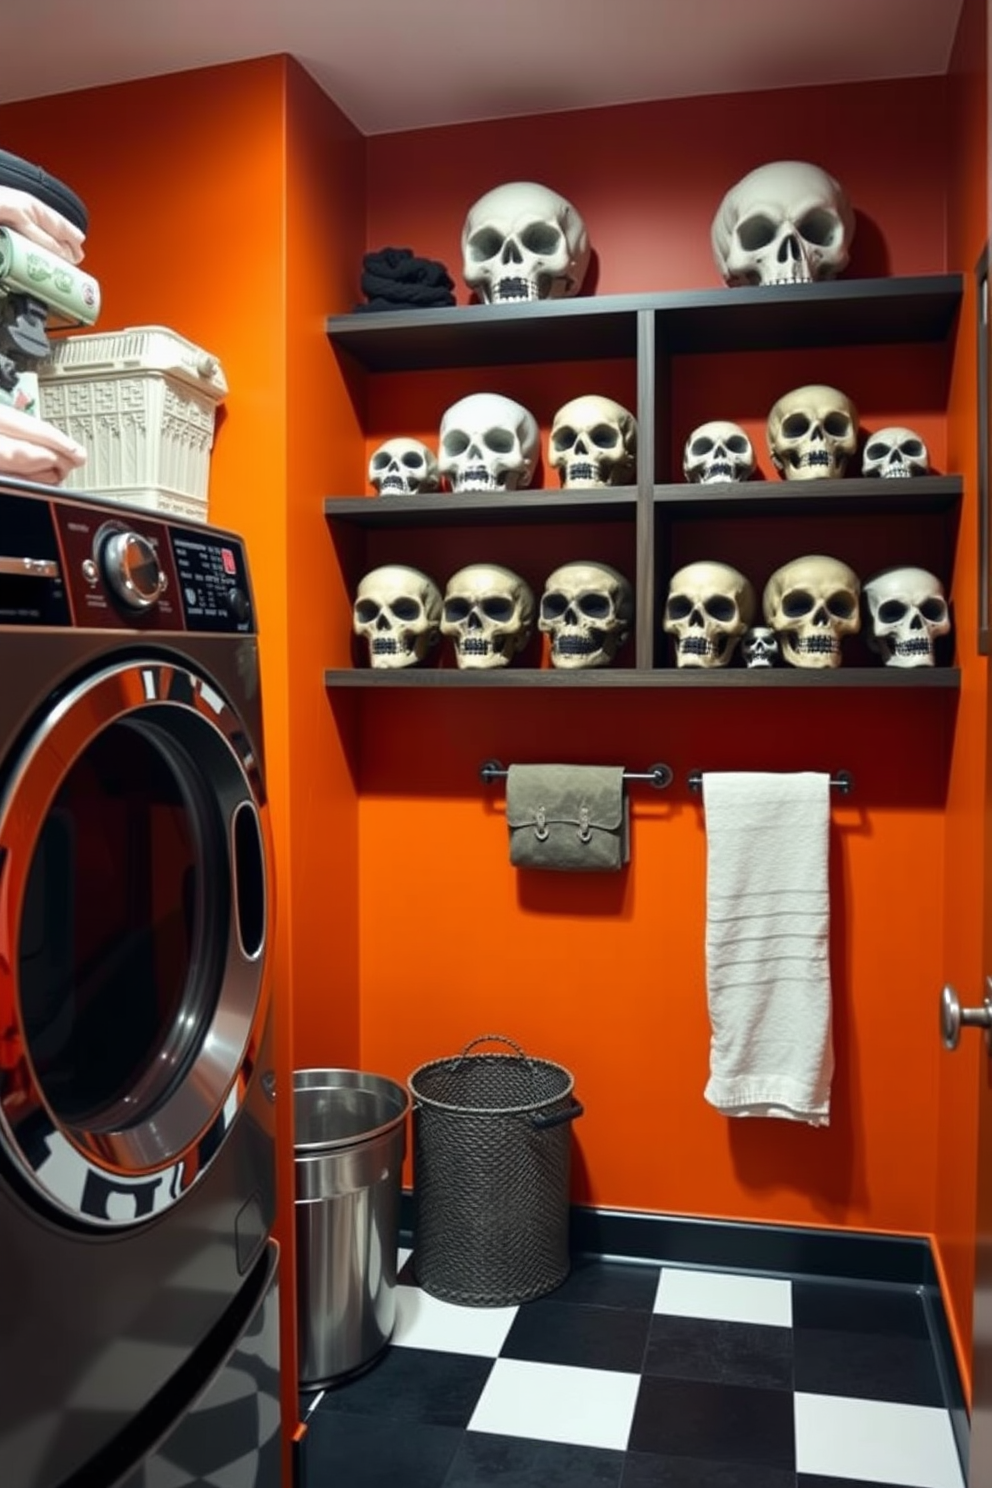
[505, 764, 629, 872]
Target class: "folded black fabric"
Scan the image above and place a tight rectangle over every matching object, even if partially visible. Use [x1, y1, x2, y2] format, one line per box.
[355, 245, 456, 311]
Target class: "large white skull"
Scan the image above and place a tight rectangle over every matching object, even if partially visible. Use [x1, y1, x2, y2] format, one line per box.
[368, 437, 440, 496]
[711, 160, 855, 287]
[538, 561, 633, 669]
[682, 421, 755, 484]
[549, 395, 637, 489]
[767, 385, 858, 481]
[741, 626, 780, 668]
[663, 560, 756, 668]
[462, 182, 590, 304]
[439, 393, 539, 493]
[440, 563, 535, 669]
[862, 427, 930, 479]
[763, 554, 861, 669]
[862, 566, 950, 667]
[352, 565, 442, 669]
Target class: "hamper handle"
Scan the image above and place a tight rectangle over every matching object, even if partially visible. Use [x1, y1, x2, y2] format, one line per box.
[457, 1033, 531, 1063]
[531, 1100, 584, 1130]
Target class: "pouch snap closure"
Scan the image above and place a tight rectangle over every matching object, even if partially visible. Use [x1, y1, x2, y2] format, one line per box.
[534, 805, 549, 842]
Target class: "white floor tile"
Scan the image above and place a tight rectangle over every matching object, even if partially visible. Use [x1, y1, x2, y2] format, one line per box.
[467, 1358, 640, 1451]
[795, 1392, 965, 1488]
[654, 1266, 792, 1327]
[399, 1246, 412, 1270]
[391, 1285, 518, 1357]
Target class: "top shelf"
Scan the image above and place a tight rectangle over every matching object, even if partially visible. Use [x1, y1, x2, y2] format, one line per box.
[326, 274, 963, 371]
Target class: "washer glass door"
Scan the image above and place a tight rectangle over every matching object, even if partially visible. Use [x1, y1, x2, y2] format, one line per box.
[0, 658, 269, 1227]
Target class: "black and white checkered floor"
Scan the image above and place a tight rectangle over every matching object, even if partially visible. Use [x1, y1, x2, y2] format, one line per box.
[300, 1249, 965, 1488]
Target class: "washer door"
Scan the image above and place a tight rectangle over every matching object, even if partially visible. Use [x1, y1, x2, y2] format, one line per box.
[0, 657, 270, 1228]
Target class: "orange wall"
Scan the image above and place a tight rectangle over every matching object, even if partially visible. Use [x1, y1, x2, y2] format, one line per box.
[352, 77, 963, 1237]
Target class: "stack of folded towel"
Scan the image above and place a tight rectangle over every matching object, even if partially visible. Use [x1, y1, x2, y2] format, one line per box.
[355, 246, 456, 312]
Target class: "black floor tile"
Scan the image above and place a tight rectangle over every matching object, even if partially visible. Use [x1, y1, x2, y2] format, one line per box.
[311, 1346, 493, 1428]
[791, 1279, 929, 1338]
[545, 1256, 661, 1311]
[628, 1375, 795, 1470]
[622, 1452, 796, 1487]
[793, 1324, 944, 1405]
[443, 1432, 624, 1487]
[305, 1410, 463, 1488]
[500, 1297, 651, 1372]
[797, 1479, 924, 1488]
[644, 1315, 793, 1391]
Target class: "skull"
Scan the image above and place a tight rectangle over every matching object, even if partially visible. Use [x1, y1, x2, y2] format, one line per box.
[862, 427, 929, 480]
[682, 421, 755, 484]
[862, 566, 950, 667]
[439, 393, 539, 493]
[538, 561, 633, 669]
[368, 437, 440, 496]
[711, 160, 855, 287]
[549, 395, 637, 489]
[352, 565, 442, 669]
[440, 563, 535, 669]
[741, 626, 780, 668]
[663, 560, 756, 668]
[767, 385, 858, 481]
[763, 554, 861, 669]
[461, 181, 590, 303]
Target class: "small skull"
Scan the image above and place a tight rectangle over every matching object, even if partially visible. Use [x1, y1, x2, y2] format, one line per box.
[663, 560, 756, 668]
[763, 554, 861, 669]
[549, 395, 637, 489]
[711, 160, 855, 287]
[352, 565, 442, 669]
[742, 627, 780, 668]
[683, 421, 755, 484]
[439, 393, 539, 493]
[440, 563, 535, 669]
[767, 385, 858, 481]
[538, 561, 633, 669]
[368, 437, 440, 496]
[462, 182, 590, 304]
[862, 566, 950, 667]
[862, 427, 929, 480]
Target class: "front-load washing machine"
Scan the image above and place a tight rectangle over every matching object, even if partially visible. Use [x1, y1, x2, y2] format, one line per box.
[0, 478, 280, 1488]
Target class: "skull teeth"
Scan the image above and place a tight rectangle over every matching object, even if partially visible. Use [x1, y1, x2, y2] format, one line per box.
[880, 467, 911, 478]
[453, 468, 505, 492]
[894, 638, 931, 654]
[379, 475, 411, 493]
[492, 277, 539, 302]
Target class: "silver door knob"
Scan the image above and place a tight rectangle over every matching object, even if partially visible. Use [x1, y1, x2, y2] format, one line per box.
[940, 982, 992, 1051]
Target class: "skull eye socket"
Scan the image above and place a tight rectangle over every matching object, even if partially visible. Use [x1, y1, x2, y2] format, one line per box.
[590, 423, 620, 449]
[371, 452, 392, 471]
[795, 208, 841, 246]
[689, 437, 715, 456]
[826, 591, 856, 619]
[705, 596, 737, 622]
[578, 593, 612, 619]
[823, 413, 852, 438]
[444, 597, 471, 622]
[901, 439, 924, 457]
[877, 599, 909, 623]
[541, 592, 568, 620]
[736, 213, 779, 251]
[401, 451, 425, 469]
[552, 425, 578, 452]
[354, 599, 381, 624]
[781, 413, 812, 440]
[520, 222, 563, 256]
[921, 598, 948, 622]
[484, 428, 515, 455]
[726, 435, 750, 454]
[468, 228, 505, 261]
[443, 430, 470, 456]
[666, 595, 693, 621]
[782, 589, 815, 619]
[482, 597, 516, 621]
[390, 598, 422, 622]
[864, 441, 890, 460]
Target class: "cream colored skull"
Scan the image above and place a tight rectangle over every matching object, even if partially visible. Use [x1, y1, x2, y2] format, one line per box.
[683, 421, 755, 484]
[549, 395, 637, 488]
[440, 563, 535, 669]
[439, 393, 539, 493]
[763, 554, 861, 669]
[711, 160, 854, 287]
[539, 561, 633, 669]
[767, 385, 858, 481]
[863, 566, 950, 667]
[663, 560, 756, 668]
[353, 565, 442, 669]
[368, 437, 439, 496]
[462, 181, 590, 304]
[862, 427, 929, 479]
[742, 626, 780, 668]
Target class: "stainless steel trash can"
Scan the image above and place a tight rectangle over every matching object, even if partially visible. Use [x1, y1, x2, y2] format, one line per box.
[294, 1069, 410, 1387]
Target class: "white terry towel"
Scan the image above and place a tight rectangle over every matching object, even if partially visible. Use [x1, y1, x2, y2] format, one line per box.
[702, 771, 833, 1126]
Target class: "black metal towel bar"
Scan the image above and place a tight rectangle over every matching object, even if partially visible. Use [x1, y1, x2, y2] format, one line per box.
[479, 759, 674, 789]
[686, 769, 854, 794]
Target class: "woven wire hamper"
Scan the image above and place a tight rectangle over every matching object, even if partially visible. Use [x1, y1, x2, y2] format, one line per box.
[407, 1034, 583, 1306]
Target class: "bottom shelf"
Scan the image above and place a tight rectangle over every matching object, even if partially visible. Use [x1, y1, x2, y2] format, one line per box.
[324, 667, 961, 691]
